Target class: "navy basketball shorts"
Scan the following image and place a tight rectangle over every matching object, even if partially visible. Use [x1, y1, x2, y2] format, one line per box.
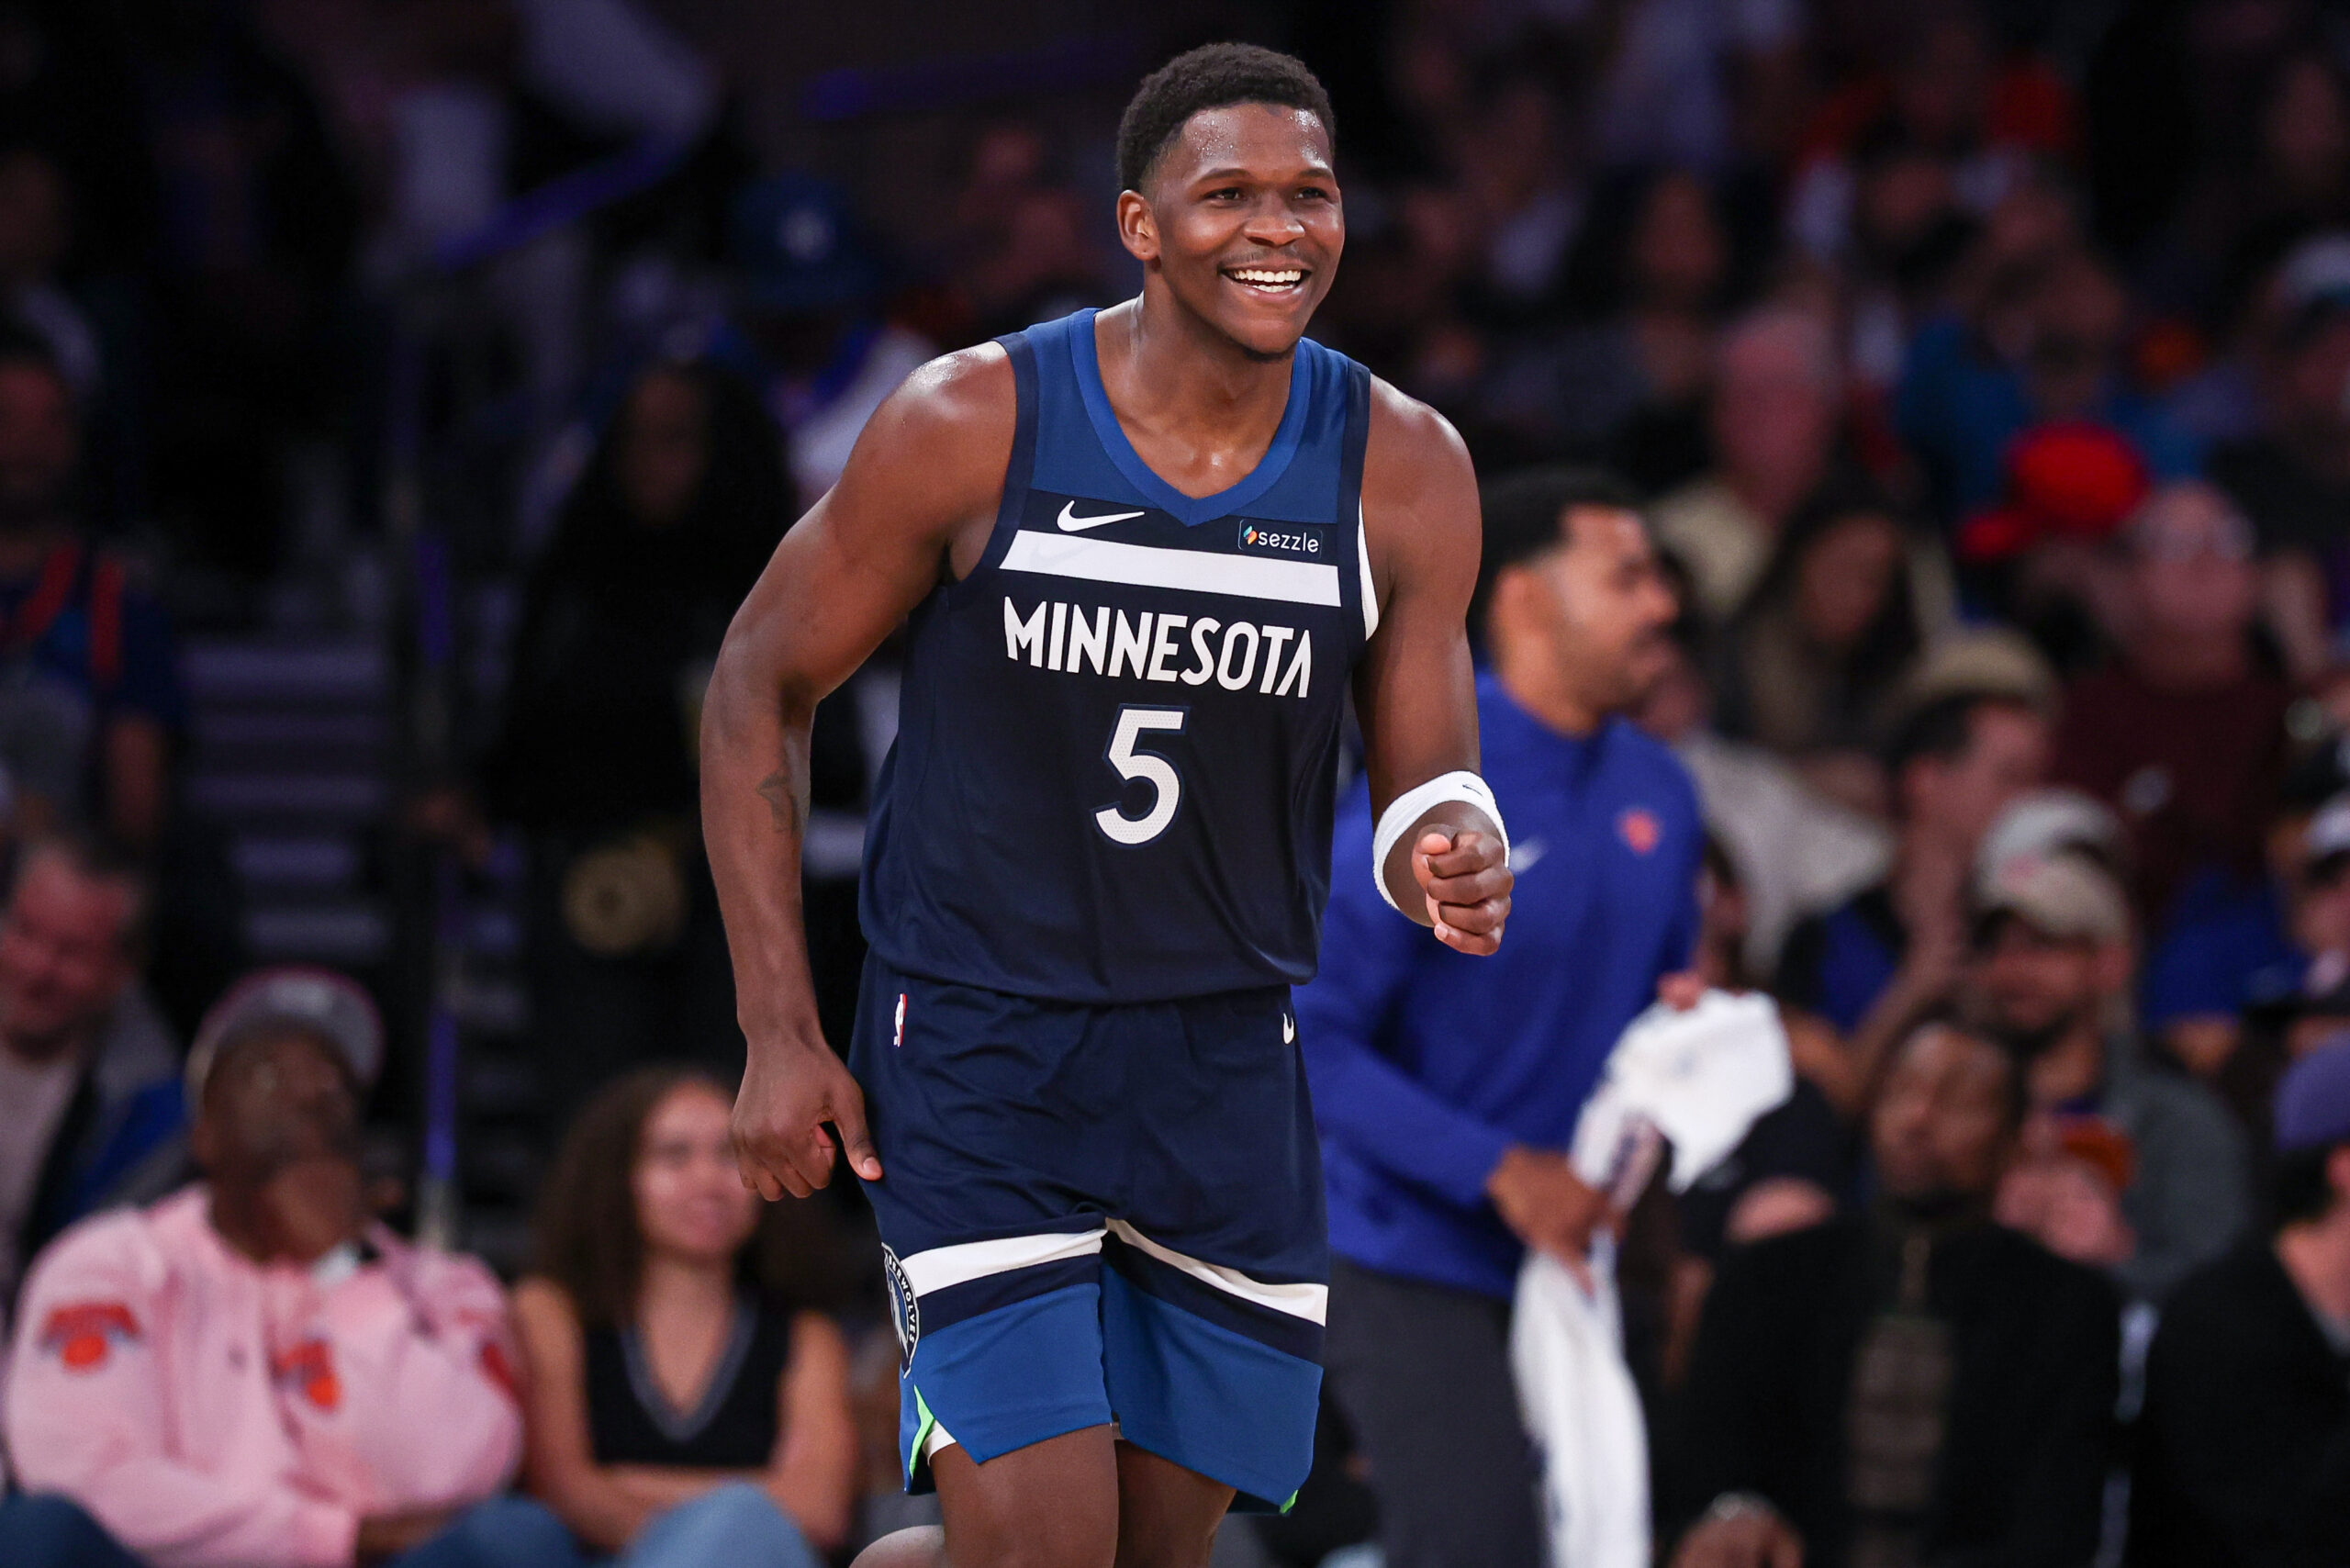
[848, 954, 1327, 1512]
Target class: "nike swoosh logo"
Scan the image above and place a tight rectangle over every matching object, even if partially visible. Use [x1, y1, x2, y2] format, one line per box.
[1282, 1013, 1296, 1045]
[1511, 838, 1547, 872]
[1058, 500, 1147, 532]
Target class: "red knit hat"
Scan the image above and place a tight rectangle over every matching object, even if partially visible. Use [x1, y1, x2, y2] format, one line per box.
[1957, 422, 2152, 564]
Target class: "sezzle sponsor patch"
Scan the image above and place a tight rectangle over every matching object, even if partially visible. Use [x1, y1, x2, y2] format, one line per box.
[1237, 520, 1326, 559]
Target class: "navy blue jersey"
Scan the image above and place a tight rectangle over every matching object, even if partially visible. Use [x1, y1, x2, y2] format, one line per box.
[860, 308, 1376, 1003]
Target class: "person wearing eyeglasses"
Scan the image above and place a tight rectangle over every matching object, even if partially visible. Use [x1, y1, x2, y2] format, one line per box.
[2050, 481, 2293, 924]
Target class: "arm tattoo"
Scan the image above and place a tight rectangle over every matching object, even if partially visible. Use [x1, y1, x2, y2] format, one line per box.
[755, 768, 807, 834]
[754, 728, 812, 834]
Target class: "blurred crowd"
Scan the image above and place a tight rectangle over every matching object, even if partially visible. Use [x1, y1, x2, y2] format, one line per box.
[0, 0, 2344, 1563]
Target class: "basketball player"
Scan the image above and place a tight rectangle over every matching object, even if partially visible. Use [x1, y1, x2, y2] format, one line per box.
[701, 45, 1511, 1568]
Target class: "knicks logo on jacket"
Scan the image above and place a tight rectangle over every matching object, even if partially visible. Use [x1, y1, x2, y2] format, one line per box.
[1617, 808, 1662, 856]
[39, 1300, 140, 1372]
[271, 1336, 341, 1411]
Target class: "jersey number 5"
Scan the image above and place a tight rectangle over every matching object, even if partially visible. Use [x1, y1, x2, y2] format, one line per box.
[1096, 706, 1187, 846]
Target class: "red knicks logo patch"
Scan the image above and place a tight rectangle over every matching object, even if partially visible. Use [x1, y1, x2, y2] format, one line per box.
[1617, 808, 1662, 856]
[271, 1337, 341, 1411]
[40, 1300, 140, 1372]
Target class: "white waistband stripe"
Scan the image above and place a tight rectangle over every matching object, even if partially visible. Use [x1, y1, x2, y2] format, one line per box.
[1002, 532, 1343, 607]
[1105, 1219, 1329, 1325]
[896, 1229, 1105, 1298]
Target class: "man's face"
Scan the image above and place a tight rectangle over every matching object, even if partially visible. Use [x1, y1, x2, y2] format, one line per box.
[0, 361, 73, 525]
[0, 852, 135, 1059]
[1909, 703, 2050, 852]
[1712, 328, 1835, 491]
[1974, 916, 2107, 1040]
[1516, 505, 1679, 717]
[2128, 484, 2257, 645]
[1122, 103, 1342, 360]
[196, 1027, 360, 1183]
[1871, 1025, 2019, 1205]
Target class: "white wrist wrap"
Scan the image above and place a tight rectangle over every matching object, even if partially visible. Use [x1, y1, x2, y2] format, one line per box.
[1372, 769, 1507, 913]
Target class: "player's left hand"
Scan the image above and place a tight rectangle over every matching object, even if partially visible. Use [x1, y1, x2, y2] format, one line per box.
[1414, 829, 1510, 955]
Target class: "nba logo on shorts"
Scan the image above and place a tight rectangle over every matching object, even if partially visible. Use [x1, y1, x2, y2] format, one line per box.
[882, 1247, 919, 1374]
[894, 992, 907, 1047]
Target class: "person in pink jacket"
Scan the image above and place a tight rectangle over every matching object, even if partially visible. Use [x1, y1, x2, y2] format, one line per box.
[0, 968, 525, 1568]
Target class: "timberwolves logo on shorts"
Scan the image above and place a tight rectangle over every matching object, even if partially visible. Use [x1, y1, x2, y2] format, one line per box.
[883, 1246, 919, 1375]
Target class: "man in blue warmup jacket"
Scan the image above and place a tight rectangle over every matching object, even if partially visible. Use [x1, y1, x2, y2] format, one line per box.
[1299, 467, 1700, 1568]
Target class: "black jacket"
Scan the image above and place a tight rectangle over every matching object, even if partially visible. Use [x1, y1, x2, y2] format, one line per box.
[1666, 1215, 2120, 1568]
[2130, 1240, 2350, 1567]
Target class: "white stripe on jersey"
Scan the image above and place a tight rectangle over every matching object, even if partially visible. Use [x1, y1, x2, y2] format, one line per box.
[1358, 504, 1379, 642]
[1002, 531, 1343, 607]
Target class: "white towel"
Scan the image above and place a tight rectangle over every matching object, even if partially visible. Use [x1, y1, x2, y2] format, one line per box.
[1512, 1241, 1649, 1568]
[1513, 988, 1795, 1566]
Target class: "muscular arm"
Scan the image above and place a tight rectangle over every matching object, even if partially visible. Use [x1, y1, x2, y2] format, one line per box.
[702, 346, 1013, 1199]
[1352, 381, 1511, 954]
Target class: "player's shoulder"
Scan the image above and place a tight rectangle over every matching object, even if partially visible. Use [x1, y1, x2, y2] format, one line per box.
[1361, 371, 1470, 475]
[834, 341, 1016, 505]
[882, 341, 1016, 433]
[1358, 371, 1476, 564]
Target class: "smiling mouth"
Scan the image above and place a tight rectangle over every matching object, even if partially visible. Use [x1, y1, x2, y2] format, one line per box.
[1223, 265, 1308, 296]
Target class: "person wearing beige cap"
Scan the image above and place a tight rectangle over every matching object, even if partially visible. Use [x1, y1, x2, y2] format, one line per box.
[1970, 851, 2252, 1303]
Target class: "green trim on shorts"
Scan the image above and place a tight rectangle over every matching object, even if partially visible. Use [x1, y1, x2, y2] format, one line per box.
[907, 1385, 939, 1484]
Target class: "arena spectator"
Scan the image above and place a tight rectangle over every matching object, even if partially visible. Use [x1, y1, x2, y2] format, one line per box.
[1711, 482, 1948, 783]
[1970, 850, 2251, 1301]
[0, 969, 522, 1567]
[2128, 1041, 2350, 1567]
[1666, 1017, 2120, 1568]
[1897, 195, 2199, 522]
[2051, 480, 2292, 922]
[498, 1067, 856, 1566]
[2210, 234, 2350, 671]
[0, 834, 177, 1317]
[1478, 165, 1740, 476]
[1953, 420, 2149, 678]
[1300, 468, 1695, 1568]
[1774, 679, 2051, 1076]
[2143, 760, 2349, 1083]
[1653, 308, 1847, 622]
[0, 332, 182, 851]
[1636, 620, 1888, 978]
[722, 174, 934, 510]
[478, 358, 790, 1112]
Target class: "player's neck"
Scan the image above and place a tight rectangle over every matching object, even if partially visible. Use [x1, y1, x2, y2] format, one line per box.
[1096, 293, 1294, 476]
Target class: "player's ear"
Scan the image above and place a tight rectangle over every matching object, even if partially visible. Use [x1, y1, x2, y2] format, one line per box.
[1117, 189, 1159, 263]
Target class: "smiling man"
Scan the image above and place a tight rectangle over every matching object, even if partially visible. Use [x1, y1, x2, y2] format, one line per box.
[699, 43, 1508, 1568]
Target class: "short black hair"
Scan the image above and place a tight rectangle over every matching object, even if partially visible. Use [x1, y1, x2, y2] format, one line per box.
[1883, 689, 2036, 785]
[1116, 43, 1336, 195]
[2274, 1140, 2348, 1228]
[1472, 465, 1643, 635]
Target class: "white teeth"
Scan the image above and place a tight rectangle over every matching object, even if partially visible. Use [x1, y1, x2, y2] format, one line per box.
[1230, 269, 1304, 286]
